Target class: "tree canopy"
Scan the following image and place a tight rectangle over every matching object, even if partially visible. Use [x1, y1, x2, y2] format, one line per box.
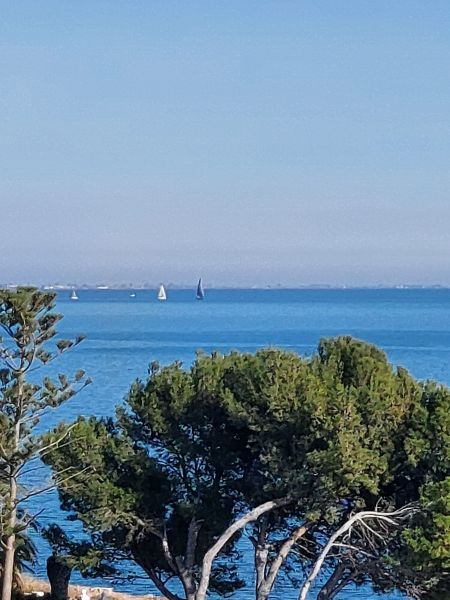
[43, 337, 450, 600]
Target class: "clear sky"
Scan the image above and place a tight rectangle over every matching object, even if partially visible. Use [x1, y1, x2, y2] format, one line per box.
[1, 1, 450, 287]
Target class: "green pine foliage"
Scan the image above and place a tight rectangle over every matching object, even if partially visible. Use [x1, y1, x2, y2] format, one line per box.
[0, 287, 90, 600]
[43, 337, 449, 600]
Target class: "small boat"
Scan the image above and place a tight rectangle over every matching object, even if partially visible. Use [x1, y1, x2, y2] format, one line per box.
[130, 293, 136, 298]
[70, 289, 79, 301]
[196, 278, 205, 300]
[157, 284, 167, 301]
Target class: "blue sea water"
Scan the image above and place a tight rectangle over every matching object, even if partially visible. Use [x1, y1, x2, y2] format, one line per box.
[27, 288, 450, 599]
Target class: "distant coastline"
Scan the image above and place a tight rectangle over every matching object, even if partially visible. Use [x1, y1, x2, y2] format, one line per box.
[1, 283, 450, 291]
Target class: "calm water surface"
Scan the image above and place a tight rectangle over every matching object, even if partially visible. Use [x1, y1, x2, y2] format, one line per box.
[29, 288, 450, 599]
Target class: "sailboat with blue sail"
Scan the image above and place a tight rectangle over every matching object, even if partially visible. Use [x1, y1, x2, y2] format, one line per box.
[196, 278, 205, 300]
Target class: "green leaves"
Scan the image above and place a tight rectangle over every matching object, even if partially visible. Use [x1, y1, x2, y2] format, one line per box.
[404, 478, 450, 569]
[0, 287, 90, 586]
[74, 369, 86, 382]
[56, 339, 73, 353]
[42, 337, 450, 600]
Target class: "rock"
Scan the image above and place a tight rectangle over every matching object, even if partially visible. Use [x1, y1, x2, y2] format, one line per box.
[46, 555, 72, 600]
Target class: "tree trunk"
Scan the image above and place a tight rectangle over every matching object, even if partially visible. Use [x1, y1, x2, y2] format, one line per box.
[1, 509, 16, 600]
[317, 563, 348, 599]
[181, 519, 200, 600]
[254, 517, 269, 600]
[256, 589, 270, 600]
[47, 555, 72, 600]
[175, 560, 196, 600]
[1, 473, 17, 600]
[255, 524, 308, 600]
[196, 498, 290, 600]
[1, 380, 22, 600]
[255, 548, 270, 600]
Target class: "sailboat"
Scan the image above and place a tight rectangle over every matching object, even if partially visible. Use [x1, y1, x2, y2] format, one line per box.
[70, 289, 79, 301]
[196, 278, 205, 300]
[157, 284, 167, 301]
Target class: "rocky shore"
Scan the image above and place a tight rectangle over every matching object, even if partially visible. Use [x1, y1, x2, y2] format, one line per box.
[20, 576, 162, 600]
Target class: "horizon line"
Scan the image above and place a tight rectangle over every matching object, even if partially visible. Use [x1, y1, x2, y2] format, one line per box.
[2, 283, 450, 291]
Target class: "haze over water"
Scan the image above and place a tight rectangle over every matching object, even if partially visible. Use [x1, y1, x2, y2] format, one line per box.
[3, 2, 450, 287]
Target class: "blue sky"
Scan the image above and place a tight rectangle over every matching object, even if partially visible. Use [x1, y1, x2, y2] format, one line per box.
[1, 1, 450, 286]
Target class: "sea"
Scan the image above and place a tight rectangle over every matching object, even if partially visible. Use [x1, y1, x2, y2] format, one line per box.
[26, 287, 450, 600]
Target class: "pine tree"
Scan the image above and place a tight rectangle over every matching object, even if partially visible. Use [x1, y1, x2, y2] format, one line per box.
[0, 287, 90, 600]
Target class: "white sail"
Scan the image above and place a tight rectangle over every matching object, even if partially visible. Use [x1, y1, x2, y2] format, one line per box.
[71, 289, 79, 301]
[157, 284, 167, 301]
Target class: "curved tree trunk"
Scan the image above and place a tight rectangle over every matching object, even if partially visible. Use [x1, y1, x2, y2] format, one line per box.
[196, 498, 290, 600]
[298, 507, 416, 600]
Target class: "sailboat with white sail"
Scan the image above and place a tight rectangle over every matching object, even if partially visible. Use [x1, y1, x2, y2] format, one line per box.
[70, 289, 79, 301]
[196, 278, 205, 300]
[157, 284, 167, 301]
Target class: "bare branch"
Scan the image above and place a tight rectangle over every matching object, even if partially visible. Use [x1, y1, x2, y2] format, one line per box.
[196, 497, 291, 600]
[35, 423, 78, 458]
[146, 567, 183, 600]
[297, 505, 418, 600]
[261, 523, 310, 597]
[161, 527, 178, 575]
[15, 466, 90, 506]
[332, 543, 377, 559]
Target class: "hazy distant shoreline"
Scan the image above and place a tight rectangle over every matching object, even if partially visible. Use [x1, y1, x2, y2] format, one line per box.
[1, 284, 450, 291]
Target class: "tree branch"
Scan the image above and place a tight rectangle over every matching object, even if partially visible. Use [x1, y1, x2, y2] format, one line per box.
[15, 466, 90, 506]
[185, 518, 201, 571]
[297, 505, 418, 600]
[196, 497, 291, 600]
[146, 567, 184, 600]
[261, 523, 309, 598]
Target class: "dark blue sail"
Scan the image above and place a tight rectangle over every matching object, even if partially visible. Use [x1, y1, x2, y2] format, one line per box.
[196, 278, 205, 300]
